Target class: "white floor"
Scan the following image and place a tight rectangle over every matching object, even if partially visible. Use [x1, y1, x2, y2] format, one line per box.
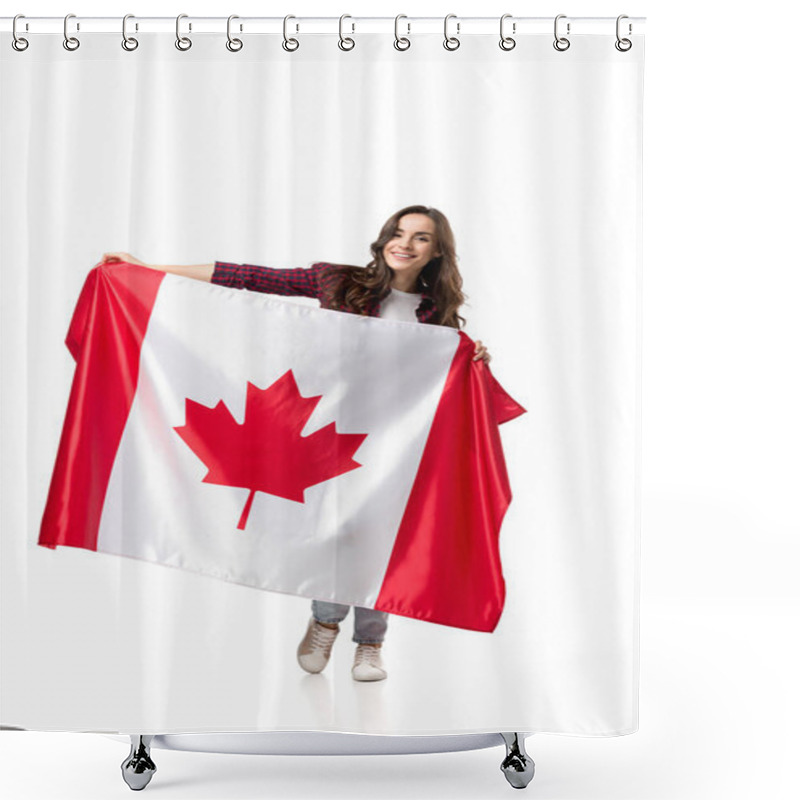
[2, 596, 797, 800]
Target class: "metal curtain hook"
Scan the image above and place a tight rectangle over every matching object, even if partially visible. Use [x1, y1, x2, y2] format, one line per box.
[394, 15, 410, 51]
[63, 13, 80, 51]
[615, 14, 632, 51]
[553, 14, 571, 51]
[175, 14, 192, 50]
[227, 15, 243, 51]
[283, 15, 299, 51]
[443, 14, 460, 51]
[338, 14, 355, 51]
[12, 14, 29, 51]
[499, 14, 516, 51]
[122, 14, 138, 51]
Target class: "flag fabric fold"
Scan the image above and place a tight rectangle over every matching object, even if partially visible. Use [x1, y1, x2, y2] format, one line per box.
[39, 262, 526, 632]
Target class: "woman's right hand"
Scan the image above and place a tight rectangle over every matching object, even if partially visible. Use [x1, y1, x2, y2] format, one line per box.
[100, 252, 149, 268]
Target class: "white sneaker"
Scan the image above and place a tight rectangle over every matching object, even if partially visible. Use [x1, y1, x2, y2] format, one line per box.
[297, 617, 340, 674]
[352, 644, 387, 682]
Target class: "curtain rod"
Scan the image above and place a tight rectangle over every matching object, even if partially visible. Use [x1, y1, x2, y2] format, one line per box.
[1, 16, 646, 36]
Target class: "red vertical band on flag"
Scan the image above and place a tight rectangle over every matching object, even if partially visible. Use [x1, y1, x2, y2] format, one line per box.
[38, 263, 164, 550]
[375, 332, 526, 632]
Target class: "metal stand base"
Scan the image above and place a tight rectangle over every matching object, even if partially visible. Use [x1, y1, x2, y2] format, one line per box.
[117, 731, 534, 790]
[500, 732, 536, 789]
[121, 735, 157, 791]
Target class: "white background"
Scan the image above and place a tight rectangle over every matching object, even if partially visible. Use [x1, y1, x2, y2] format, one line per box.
[1, 2, 798, 800]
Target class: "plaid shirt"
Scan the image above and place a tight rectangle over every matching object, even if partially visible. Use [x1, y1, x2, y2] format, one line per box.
[211, 261, 439, 324]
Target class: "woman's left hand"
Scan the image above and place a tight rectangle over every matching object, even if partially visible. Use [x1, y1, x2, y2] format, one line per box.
[473, 340, 491, 364]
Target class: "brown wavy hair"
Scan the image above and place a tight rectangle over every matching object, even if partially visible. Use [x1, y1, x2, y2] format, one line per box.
[325, 205, 467, 329]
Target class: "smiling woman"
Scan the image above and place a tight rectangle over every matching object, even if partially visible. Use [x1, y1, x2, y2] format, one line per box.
[316, 204, 473, 332]
[101, 205, 490, 357]
[100, 203, 493, 683]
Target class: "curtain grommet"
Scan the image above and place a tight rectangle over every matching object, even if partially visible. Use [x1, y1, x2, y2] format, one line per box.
[553, 15, 571, 52]
[175, 14, 192, 51]
[283, 15, 300, 52]
[226, 15, 243, 52]
[12, 14, 29, 51]
[338, 14, 355, 51]
[443, 14, 460, 51]
[63, 13, 80, 51]
[121, 14, 139, 52]
[499, 14, 516, 51]
[615, 15, 633, 51]
[394, 15, 411, 51]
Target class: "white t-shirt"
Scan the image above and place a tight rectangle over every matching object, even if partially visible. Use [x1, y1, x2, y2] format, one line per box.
[378, 287, 422, 323]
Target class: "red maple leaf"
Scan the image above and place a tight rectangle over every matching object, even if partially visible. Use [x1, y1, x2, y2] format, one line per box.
[173, 370, 368, 530]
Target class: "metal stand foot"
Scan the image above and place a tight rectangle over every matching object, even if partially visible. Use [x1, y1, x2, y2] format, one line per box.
[500, 732, 535, 789]
[121, 735, 157, 791]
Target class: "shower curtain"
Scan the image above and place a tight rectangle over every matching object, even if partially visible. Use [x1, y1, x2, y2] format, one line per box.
[0, 18, 643, 737]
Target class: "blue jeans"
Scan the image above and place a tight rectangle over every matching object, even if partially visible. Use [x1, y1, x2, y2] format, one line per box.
[312, 599, 388, 644]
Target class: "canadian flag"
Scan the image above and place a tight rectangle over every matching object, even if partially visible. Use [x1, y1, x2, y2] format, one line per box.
[39, 262, 526, 632]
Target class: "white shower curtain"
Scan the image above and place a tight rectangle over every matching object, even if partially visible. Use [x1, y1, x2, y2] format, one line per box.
[0, 22, 643, 736]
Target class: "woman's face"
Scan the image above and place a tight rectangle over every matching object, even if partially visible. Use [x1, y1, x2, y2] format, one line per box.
[382, 213, 441, 275]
